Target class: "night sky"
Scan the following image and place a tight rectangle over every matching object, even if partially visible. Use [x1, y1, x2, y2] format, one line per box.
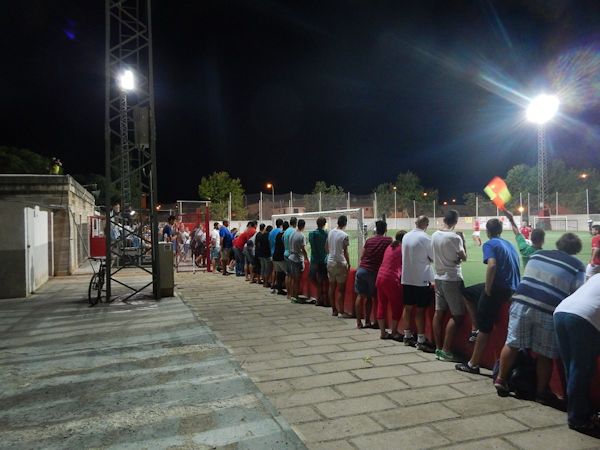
[3, 1, 600, 202]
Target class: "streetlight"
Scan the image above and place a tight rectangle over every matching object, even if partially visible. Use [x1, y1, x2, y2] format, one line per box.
[526, 94, 559, 220]
[266, 183, 274, 203]
[452, 198, 456, 203]
[579, 173, 590, 218]
[393, 186, 397, 229]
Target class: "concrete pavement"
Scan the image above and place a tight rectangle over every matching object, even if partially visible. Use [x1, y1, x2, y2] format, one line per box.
[178, 272, 600, 450]
[0, 273, 304, 450]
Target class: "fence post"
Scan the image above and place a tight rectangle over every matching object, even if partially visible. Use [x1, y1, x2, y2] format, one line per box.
[475, 195, 479, 219]
[586, 188, 590, 217]
[373, 192, 378, 219]
[259, 192, 263, 221]
[290, 191, 293, 214]
[318, 191, 322, 212]
[555, 191, 558, 216]
[527, 192, 530, 220]
[519, 192, 523, 222]
[347, 192, 350, 209]
[433, 200, 436, 222]
[413, 200, 416, 219]
[228, 192, 232, 222]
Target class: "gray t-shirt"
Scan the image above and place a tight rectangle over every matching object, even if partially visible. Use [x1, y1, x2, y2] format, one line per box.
[288, 230, 306, 263]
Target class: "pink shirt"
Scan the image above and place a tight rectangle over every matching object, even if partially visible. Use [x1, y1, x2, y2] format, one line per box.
[376, 244, 403, 283]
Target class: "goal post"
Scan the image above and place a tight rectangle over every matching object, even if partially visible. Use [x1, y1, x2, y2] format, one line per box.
[532, 216, 578, 232]
[271, 208, 365, 267]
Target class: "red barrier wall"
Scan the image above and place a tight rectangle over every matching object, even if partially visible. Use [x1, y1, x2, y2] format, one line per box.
[299, 261, 600, 408]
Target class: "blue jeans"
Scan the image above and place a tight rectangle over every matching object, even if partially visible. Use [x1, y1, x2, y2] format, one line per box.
[554, 312, 600, 426]
[233, 247, 245, 276]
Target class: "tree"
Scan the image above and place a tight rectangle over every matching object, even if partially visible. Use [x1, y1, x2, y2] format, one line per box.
[505, 164, 537, 197]
[72, 173, 119, 206]
[0, 146, 51, 174]
[373, 182, 395, 217]
[304, 181, 346, 211]
[395, 171, 424, 214]
[198, 171, 246, 220]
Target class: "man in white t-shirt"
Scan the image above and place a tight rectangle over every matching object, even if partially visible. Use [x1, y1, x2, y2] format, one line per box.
[210, 222, 221, 273]
[554, 274, 600, 433]
[326, 215, 351, 318]
[401, 216, 435, 353]
[431, 210, 467, 362]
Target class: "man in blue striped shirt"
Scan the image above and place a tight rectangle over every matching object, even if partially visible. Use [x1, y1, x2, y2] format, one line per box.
[494, 233, 585, 404]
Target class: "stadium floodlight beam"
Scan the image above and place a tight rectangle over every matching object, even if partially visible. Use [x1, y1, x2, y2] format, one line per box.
[119, 69, 135, 91]
[526, 94, 559, 217]
[526, 94, 559, 124]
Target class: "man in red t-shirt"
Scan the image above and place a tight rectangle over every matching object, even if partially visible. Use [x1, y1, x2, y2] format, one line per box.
[232, 221, 256, 276]
[589, 225, 600, 280]
[472, 218, 482, 246]
[520, 224, 530, 240]
[355, 220, 392, 329]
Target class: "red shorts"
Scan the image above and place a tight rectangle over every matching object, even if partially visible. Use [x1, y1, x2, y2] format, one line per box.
[375, 277, 403, 321]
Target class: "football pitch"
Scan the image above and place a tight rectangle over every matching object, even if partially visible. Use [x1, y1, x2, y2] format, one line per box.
[333, 229, 593, 286]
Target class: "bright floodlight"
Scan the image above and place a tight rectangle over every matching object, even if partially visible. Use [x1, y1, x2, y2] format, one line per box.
[526, 94, 559, 124]
[119, 70, 135, 91]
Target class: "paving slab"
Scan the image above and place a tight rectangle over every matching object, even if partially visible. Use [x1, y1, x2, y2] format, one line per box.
[177, 272, 598, 450]
[0, 275, 305, 450]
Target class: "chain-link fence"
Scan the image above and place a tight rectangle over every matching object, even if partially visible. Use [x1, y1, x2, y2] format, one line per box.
[218, 189, 600, 227]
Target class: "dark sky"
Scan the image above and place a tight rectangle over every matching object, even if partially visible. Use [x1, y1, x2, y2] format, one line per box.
[3, 0, 600, 202]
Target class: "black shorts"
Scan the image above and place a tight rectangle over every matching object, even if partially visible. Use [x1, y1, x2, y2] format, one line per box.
[309, 262, 328, 281]
[403, 284, 433, 308]
[464, 283, 513, 334]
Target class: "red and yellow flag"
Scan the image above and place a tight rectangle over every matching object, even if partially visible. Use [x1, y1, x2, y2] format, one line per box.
[484, 176, 512, 210]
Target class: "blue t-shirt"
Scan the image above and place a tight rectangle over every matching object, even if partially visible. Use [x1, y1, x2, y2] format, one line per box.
[482, 237, 521, 291]
[162, 224, 173, 240]
[283, 227, 296, 258]
[219, 227, 233, 249]
[269, 227, 282, 256]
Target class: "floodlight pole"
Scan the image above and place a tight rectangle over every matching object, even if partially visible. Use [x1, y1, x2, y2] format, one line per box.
[394, 190, 397, 229]
[537, 125, 547, 215]
[104, 0, 160, 301]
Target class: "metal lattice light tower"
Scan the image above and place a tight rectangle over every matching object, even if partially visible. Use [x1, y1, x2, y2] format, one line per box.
[105, 0, 159, 300]
[537, 125, 547, 211]
[526, 94, 559, 216]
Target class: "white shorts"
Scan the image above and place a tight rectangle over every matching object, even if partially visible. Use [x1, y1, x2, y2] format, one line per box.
[472, 231, 480, 237]
[586, 264, 600, 280]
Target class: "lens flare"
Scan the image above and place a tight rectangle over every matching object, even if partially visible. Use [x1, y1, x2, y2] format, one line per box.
[548, 45, 600, 113]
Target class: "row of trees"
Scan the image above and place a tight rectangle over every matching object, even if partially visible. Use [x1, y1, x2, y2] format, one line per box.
[462, 160, 600, 215]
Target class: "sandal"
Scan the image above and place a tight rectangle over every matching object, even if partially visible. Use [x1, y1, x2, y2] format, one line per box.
[380, 332, 393, 340]
[357, 321, 365, 329]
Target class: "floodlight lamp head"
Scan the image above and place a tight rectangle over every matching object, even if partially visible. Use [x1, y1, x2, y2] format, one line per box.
[119, 70, 135, 91]
[526, 94, 559, 124]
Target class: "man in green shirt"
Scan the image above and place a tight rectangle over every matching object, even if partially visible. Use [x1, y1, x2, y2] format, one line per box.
[309, 217, 329, 307]
[505, 211, 544, 266]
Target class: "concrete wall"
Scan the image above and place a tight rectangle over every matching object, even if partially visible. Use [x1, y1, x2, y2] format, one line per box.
[0, 201, 28, 298]
[0, 175, 96, 281]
